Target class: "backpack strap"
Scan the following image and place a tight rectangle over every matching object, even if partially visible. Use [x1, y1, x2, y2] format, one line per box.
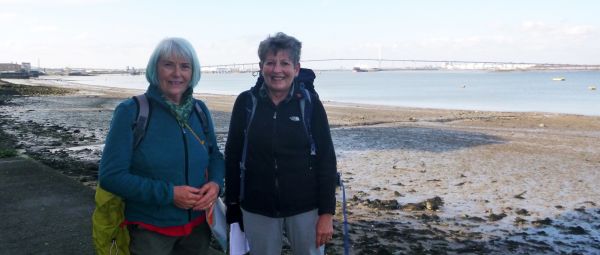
[299, 85, 316, 156]
[132, 94, 150, 149]
[132, 94, 213, 154]
[193, 100, 214, 154]
[239, 90, 257, 201]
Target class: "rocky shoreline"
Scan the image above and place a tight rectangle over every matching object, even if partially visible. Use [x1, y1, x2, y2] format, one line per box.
[1, 79, 599, 254]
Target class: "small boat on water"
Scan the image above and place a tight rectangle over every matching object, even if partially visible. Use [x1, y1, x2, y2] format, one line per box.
[352, 66, 381, 72]
[552, 77, 566, 81]
[589, 85, 597, 91]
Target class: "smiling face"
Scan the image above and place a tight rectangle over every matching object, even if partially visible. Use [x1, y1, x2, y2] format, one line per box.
[157, 54, 192, 104]
[260, 50, 300, 95]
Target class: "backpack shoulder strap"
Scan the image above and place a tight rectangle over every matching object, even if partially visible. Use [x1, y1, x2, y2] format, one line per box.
[239, 90, 257, 201]
[132, 95, 214, 153]
[241, 90, 257, 163]
[296, 69, 318, 155]
[193, 100, 209, 132]
[299, 86, 316, 155]
[132, 94, 149, 149]
[244, 90, 258, 130]
[193, 99, 214, 153]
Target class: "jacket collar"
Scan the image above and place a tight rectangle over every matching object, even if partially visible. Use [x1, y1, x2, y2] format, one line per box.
[257, 81, 301, 104]
[145, 84, 194, 109]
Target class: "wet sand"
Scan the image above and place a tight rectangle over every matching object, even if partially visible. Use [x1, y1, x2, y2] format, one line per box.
[1, 79, 599, 254]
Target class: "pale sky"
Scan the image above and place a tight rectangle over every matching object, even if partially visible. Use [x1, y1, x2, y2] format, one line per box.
[1, 0, 599, 69]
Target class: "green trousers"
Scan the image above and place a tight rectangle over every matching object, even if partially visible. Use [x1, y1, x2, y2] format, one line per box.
[128, 222, 211, 255]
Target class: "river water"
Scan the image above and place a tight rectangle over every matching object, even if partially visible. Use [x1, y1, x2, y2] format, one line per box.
[38, 70, 600, 116]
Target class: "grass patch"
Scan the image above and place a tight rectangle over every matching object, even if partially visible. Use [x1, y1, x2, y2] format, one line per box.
[0, 127, 19, 158]
[0, 148, 17, 158]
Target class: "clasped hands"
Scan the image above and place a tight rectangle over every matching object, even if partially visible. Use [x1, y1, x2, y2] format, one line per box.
[173, 181, 219, 211]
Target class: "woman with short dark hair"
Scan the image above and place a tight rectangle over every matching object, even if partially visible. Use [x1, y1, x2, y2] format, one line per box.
[225, 32, 337, 255]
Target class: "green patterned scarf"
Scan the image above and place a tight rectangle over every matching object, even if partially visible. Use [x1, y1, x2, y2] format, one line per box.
[164, 91, 194, 126]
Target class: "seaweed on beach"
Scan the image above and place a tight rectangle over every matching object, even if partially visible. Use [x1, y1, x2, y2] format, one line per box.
[0, 82, 99, 186]
[0, 80, 76, 96]
[0, 133, 17, 158]
[0, 117, 19, 158]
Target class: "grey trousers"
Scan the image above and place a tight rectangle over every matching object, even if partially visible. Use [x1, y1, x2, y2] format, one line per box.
[242, 208, 325, 255]
[128, 221, 211, 255]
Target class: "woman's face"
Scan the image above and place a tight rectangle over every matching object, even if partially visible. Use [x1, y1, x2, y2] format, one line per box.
[157, 54, 192, 104]
[261, 50, 300, 94]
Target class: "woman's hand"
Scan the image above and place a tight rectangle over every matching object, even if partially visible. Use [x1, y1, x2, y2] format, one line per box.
[192, 181, 220, 211]
[316, 213, 334, 248]
[173, 185, 202, 210]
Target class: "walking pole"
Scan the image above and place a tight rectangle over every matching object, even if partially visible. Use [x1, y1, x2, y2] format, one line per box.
[338, 173, 350, 255]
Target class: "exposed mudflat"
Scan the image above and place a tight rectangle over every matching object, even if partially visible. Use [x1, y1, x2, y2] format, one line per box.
[1, 79, 599, 254]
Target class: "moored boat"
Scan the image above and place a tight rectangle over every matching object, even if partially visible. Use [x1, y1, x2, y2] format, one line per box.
[352, 66, 381, 72]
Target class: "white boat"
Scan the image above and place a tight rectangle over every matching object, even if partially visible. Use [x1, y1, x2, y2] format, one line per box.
[552, 77, 566, 81]
[352, 66, 381, 72]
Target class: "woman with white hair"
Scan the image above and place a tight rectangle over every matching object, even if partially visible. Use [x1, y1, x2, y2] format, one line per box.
[99, 37, 224, 255]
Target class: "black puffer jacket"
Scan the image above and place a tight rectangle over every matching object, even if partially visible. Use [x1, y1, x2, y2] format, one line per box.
[225, 82, 337, 217]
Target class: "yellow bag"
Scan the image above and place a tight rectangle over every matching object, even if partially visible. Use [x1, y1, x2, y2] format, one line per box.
[92, 186, 130, 255]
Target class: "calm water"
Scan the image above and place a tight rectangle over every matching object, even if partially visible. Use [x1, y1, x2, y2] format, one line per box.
[46, 70, 600, 116]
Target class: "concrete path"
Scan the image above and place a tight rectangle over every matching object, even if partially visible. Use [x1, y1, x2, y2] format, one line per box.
[0, 157, 95, 255]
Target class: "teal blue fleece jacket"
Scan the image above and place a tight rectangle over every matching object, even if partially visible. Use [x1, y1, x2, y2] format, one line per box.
[99, 85, 224, 227]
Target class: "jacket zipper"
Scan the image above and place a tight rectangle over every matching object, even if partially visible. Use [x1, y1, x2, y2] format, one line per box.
[272, 109, 281, 217]
[181, 125, 192, 221]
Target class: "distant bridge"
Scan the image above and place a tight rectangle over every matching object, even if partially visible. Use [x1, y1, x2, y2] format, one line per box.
[302, 58, 598, 66]
[203, 58, 600, 72]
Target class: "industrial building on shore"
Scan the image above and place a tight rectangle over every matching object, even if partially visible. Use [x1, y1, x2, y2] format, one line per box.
[0, 62, 41, 78]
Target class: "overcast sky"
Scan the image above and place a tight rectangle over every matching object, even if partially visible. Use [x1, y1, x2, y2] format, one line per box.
[1, 0, 599, 69]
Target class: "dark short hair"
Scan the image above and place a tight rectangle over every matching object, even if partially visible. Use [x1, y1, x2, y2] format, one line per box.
[258, 32, 302, 66]
[145, 37, 201, 89]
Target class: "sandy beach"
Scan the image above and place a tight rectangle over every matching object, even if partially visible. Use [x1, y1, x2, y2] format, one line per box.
[1, 78, 599, 254]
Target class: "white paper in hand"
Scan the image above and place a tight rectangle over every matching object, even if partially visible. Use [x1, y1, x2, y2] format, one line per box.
[229, 223, 250, 255]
